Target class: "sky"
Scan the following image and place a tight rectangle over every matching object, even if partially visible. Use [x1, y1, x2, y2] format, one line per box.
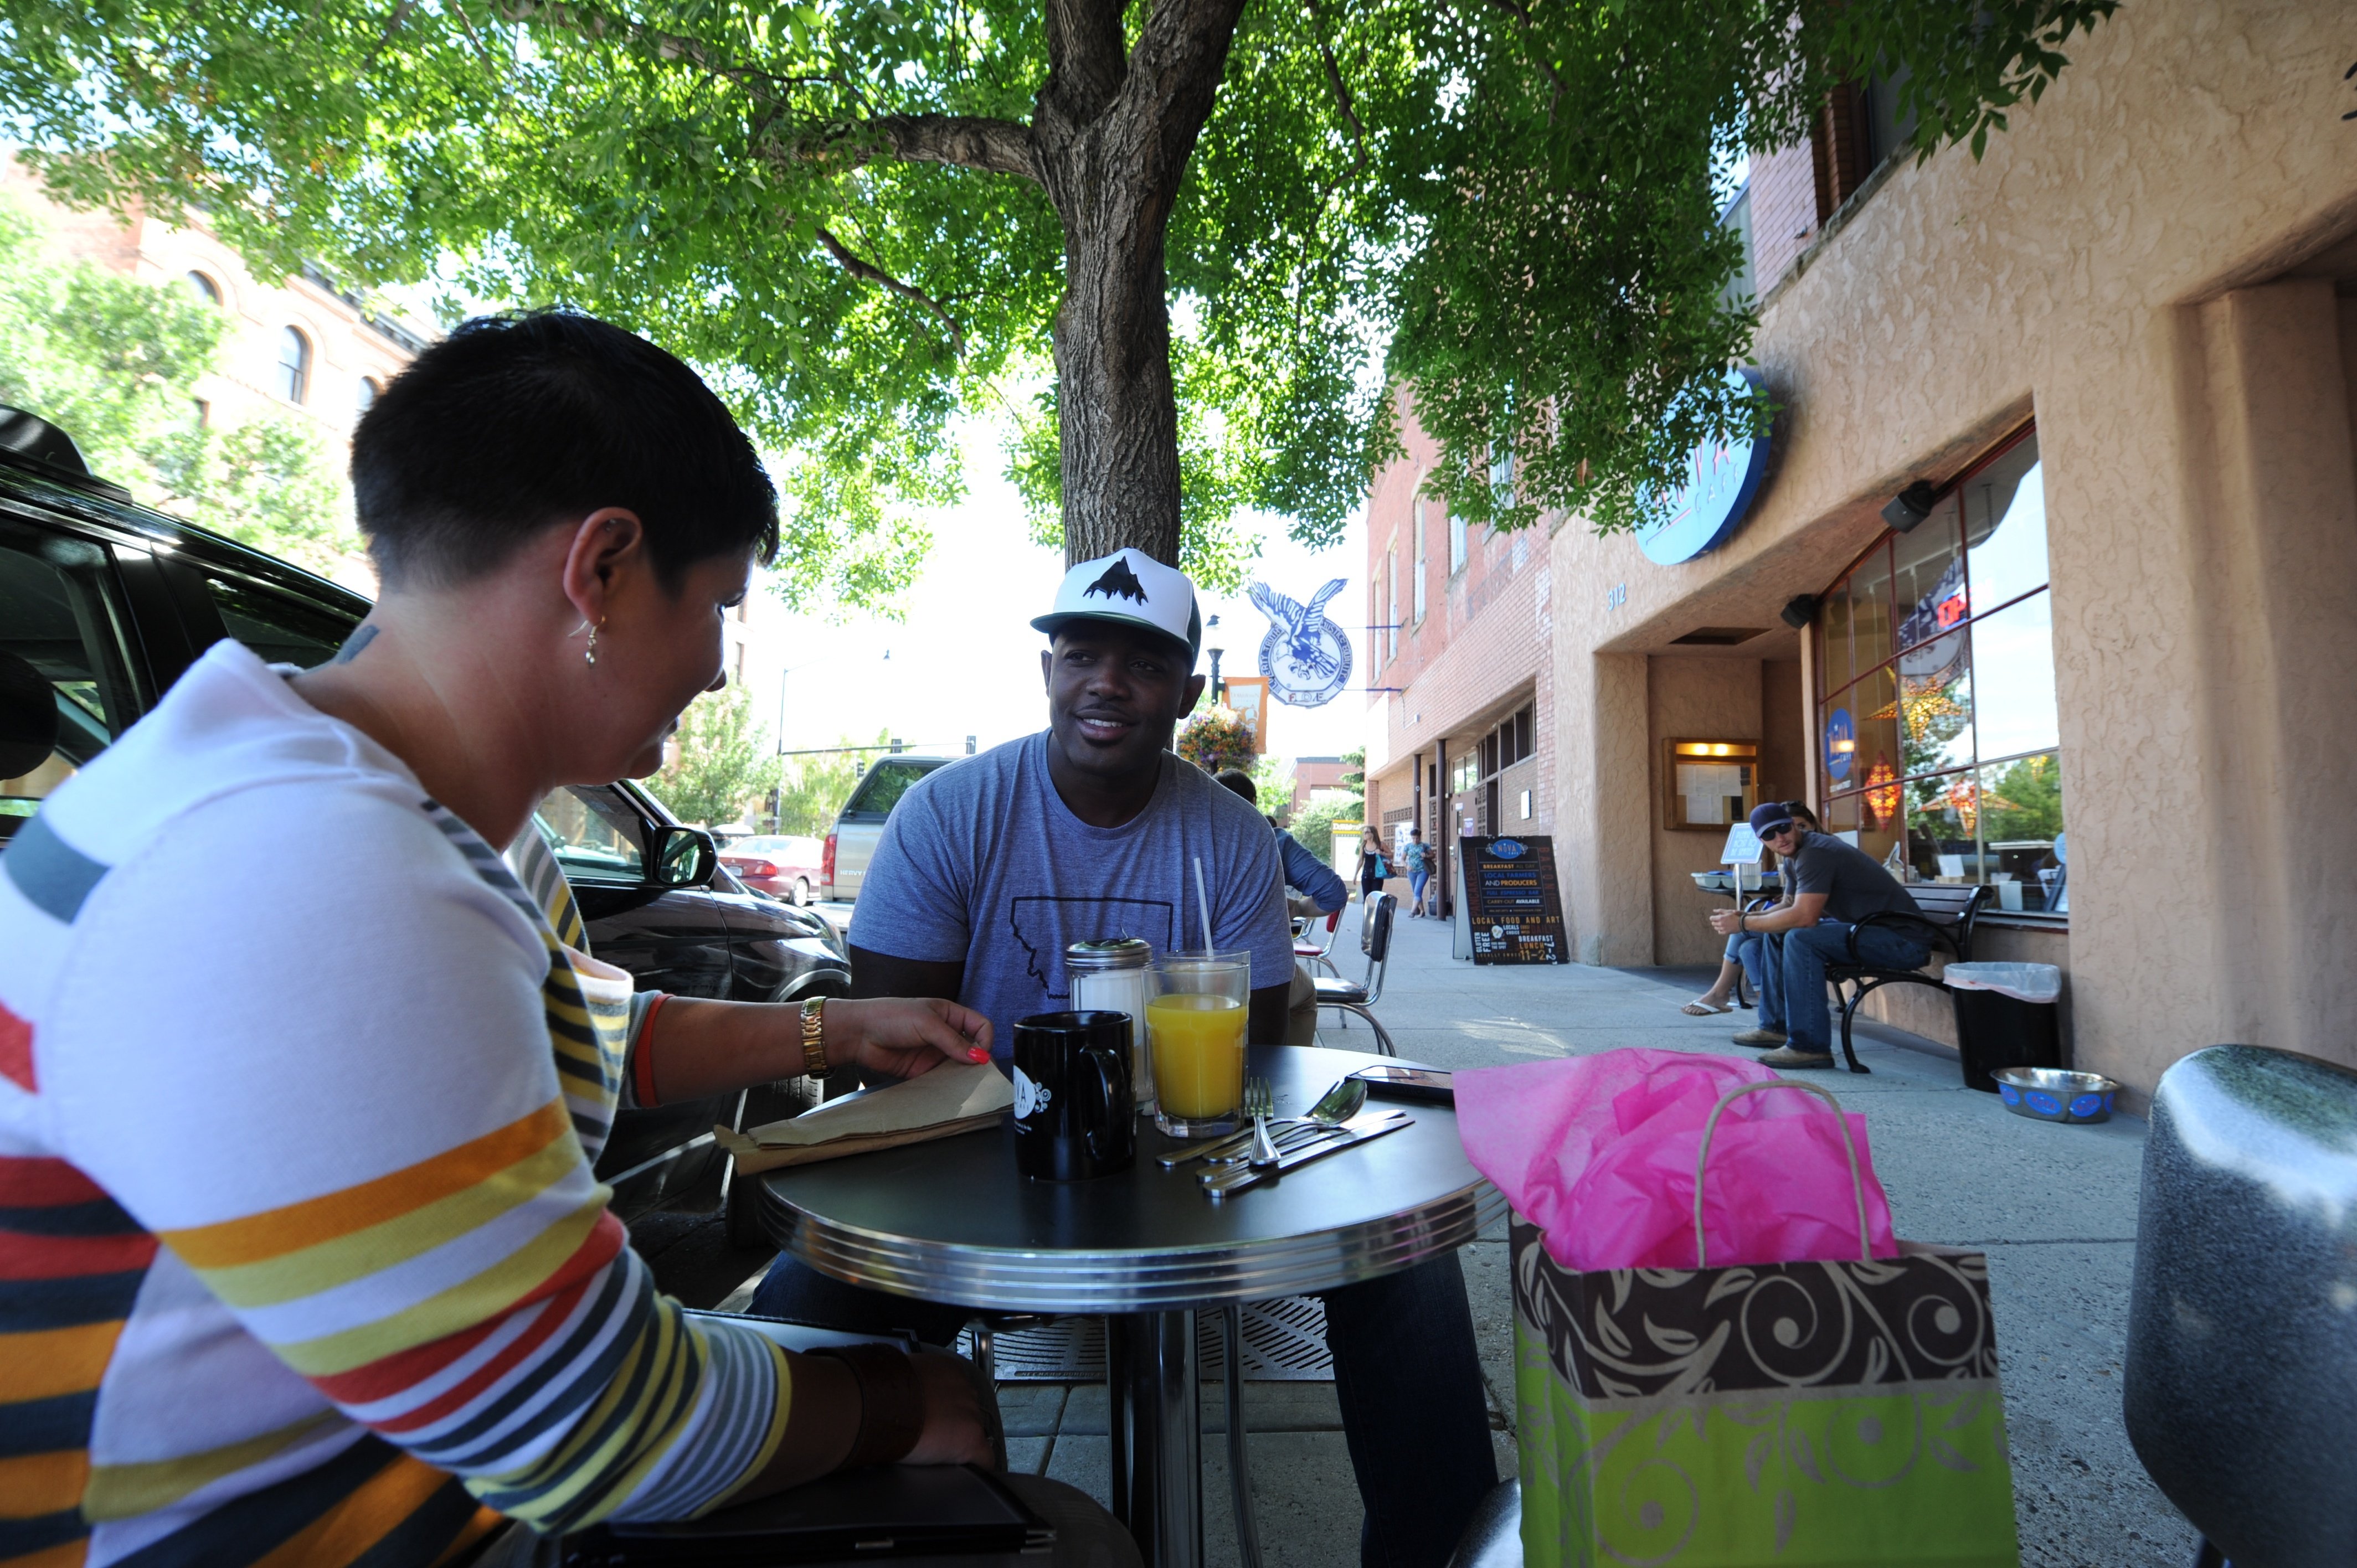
[737, 414, 1371, 765]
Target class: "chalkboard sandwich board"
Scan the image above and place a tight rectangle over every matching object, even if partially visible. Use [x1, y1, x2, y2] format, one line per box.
[1455, 835, 1568, 965]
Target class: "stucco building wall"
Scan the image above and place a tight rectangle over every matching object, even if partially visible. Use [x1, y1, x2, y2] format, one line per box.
[1532, 0, 2357, 1096]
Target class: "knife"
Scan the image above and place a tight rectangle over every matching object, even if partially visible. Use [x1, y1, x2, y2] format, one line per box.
[1199, 1112, 1410, 1197]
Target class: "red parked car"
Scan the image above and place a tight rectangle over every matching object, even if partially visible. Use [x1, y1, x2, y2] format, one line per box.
[718, 834, 827, 906]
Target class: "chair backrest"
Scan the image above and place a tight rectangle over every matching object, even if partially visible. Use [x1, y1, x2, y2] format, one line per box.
[2124, 1045, 2357, 1565]
[1357, 893, 1396, 1004]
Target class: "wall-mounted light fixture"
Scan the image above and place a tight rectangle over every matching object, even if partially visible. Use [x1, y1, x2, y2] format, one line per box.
[1880, 481, 1942, 533]
[1780, 594, 1819, 629]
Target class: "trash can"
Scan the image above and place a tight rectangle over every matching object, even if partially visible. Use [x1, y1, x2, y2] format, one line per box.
[1945, 962, 2063, 1093]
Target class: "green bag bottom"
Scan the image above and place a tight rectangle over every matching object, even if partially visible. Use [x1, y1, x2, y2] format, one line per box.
[1516, 1322, 2020, 1567]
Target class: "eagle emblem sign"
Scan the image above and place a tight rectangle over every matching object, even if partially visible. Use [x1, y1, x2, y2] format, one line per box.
[1249, 579, 1354, 708]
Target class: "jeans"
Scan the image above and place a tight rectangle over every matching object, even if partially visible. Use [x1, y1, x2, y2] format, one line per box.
[1407, 867, 1430, 911]
[1722, 929, 1764, 988]
[749, 1254, 1496, 1568]
[1757, 921, 1929, 1051]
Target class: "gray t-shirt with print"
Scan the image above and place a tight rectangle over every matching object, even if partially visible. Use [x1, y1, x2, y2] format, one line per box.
[847, 731, 1295, 1059]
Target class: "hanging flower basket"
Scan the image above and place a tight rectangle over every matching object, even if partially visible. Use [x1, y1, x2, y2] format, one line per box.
[1177, 705, 1258, 773]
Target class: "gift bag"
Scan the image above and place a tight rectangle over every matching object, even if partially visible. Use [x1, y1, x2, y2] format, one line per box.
[1513, 1081, 2020, 1567]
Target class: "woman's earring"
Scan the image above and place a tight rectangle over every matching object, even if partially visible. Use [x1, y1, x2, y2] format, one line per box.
[585, 621, 601, 667]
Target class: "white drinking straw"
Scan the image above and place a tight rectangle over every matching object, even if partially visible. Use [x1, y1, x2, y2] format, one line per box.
[1192, 855, 1216, 955]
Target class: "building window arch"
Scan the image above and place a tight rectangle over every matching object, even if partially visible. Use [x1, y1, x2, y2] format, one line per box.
[275, 326, 312, 405]
[356, 376, 380, 415]
[184, 271, 222, 307]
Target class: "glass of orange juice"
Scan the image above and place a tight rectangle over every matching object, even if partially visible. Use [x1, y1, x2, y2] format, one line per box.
[1146, 950, 1252, 1138]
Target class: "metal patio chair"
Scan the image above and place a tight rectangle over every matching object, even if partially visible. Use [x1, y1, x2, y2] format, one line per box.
[1294, 907, 1344, 978]
[1315, 892, 1398, 1055]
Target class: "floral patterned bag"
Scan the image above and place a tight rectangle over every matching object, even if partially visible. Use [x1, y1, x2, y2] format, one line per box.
[1512, 1082, 2020, 1567]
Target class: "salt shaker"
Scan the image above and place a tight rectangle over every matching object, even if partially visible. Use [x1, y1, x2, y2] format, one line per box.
[1067, 937, 1154, 1115]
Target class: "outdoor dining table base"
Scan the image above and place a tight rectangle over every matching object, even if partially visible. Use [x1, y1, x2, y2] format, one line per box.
[756, 1045, 1504, 1568]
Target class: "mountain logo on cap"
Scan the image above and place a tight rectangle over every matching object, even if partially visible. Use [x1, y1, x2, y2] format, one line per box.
[1083, 558, 1150, 605]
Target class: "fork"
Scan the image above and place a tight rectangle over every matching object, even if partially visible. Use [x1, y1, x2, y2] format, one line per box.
[1246, 1077, 1281, 1167]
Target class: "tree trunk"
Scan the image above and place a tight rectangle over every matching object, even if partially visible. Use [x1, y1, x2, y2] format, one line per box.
[1031, 0, 1246, 569]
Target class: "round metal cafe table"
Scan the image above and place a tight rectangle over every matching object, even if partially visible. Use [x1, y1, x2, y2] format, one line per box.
[757, 1044, 1504, 1568]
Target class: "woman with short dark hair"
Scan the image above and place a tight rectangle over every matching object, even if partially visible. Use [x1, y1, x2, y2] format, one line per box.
[0, 313, 1127, 1566]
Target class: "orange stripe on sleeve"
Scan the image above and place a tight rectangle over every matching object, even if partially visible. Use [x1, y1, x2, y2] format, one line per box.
[245, 1451, 464, 1568]
[160, 1101, 575, 1270]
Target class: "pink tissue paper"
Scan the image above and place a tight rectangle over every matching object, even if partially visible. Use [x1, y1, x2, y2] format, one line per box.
[1454, 1048, 1897, 1272]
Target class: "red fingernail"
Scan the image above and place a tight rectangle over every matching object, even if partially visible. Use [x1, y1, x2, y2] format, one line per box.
[968, 1047, 991, 1062]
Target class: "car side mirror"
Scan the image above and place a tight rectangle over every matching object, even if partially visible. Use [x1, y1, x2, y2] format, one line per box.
[651, 825, 718, 888]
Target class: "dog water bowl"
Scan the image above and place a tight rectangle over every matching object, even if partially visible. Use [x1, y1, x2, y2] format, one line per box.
[1993, 1066, 2118, 1125]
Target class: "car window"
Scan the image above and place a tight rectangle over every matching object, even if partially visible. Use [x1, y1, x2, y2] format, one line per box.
[1, 522, 141, 841]
[845, 759, 939, 818]
[533, 786, 647, 883]
[202, 574, 354, 668]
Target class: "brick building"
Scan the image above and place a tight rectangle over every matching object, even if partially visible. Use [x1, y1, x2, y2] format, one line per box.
[1359, 393, 1554, 912]
[3, 163, 429, 449]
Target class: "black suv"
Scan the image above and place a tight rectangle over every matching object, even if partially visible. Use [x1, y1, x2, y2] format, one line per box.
[0, 409, 842, 1239]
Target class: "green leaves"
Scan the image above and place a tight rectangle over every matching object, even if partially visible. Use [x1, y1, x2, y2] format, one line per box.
[0, 0, 2112, 582]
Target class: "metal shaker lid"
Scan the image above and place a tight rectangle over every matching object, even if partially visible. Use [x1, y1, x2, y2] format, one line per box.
[1065, 936, 1152, 971]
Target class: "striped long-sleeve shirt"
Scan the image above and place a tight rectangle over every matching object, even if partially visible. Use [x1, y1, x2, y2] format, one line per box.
[0, 641, 793, 1566]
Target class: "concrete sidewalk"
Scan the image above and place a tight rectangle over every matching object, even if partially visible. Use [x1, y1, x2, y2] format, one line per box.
[1004, 906, 2193, 1568]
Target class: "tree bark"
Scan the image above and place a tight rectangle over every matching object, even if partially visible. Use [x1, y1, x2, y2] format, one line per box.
[1030, 0, 1247, 568]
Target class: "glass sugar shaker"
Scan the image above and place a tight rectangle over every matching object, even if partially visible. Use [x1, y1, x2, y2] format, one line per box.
[1067, 937, 1154, 1115]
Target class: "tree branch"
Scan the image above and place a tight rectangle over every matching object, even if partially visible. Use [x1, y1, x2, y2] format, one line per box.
[1316, 43, 1369, 173]
[815, 225, 966, 358]
[1113, 0, 1249, 181]
[773, 114, 1039, 182]
[1040, 0, 1128, 127]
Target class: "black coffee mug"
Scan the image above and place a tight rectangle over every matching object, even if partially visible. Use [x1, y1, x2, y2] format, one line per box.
[1010, 1011, 1136, 1181]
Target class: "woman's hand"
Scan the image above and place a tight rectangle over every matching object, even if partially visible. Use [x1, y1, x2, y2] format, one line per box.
[904, 1349, 1000, 1468]
[826, 997, 994, 1079]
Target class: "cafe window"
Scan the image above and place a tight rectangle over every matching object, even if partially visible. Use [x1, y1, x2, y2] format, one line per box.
[1813, 426, 2063, 914]
[1386, 548, 1398, 661]
[1412, 502, 1428, 625]
[275, 325, 311, 404]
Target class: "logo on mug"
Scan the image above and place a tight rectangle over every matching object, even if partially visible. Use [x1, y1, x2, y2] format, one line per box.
[1013, 1065, 1053, 1118]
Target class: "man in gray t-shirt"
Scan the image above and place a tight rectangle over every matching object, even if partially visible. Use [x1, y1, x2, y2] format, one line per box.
[848, 733, 1296, 1055]
[753, 549, 1498, 1568]
[1711, 801, 1930, 1069]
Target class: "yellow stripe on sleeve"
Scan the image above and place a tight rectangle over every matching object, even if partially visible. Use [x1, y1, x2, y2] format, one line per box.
[192, 1132, 586, 1310]
[271, 1192, 611, 1377]
[161, 1100, 575, 1270]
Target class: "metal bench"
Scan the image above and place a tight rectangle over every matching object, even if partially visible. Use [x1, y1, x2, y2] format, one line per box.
[1821, 882, 1989, 1074]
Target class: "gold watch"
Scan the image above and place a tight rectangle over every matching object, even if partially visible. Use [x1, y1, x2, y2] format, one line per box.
[800, 997, 831, 1080]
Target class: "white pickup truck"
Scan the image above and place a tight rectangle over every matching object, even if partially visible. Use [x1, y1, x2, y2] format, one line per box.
[821, 754, 957, 901]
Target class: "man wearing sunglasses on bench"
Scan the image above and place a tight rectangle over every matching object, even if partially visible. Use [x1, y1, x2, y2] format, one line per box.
[1708, 801, 1928, 1069]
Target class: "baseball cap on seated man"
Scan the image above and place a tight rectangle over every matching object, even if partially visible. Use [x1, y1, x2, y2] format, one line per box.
[1031, 548, 1203, 666]
[1749, 801, 1798, 839]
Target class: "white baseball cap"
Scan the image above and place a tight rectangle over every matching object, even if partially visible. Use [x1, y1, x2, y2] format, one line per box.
[1031, 548, 1202, 666]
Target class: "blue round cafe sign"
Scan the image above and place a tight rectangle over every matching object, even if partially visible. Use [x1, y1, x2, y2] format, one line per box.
[1634, 368, 1773, 565]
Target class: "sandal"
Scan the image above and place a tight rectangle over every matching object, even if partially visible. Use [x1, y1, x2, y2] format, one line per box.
[1680, 999, 1732, 1016]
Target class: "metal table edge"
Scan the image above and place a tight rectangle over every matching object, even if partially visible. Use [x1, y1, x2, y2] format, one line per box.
[760, 1175, 1508, 1312]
